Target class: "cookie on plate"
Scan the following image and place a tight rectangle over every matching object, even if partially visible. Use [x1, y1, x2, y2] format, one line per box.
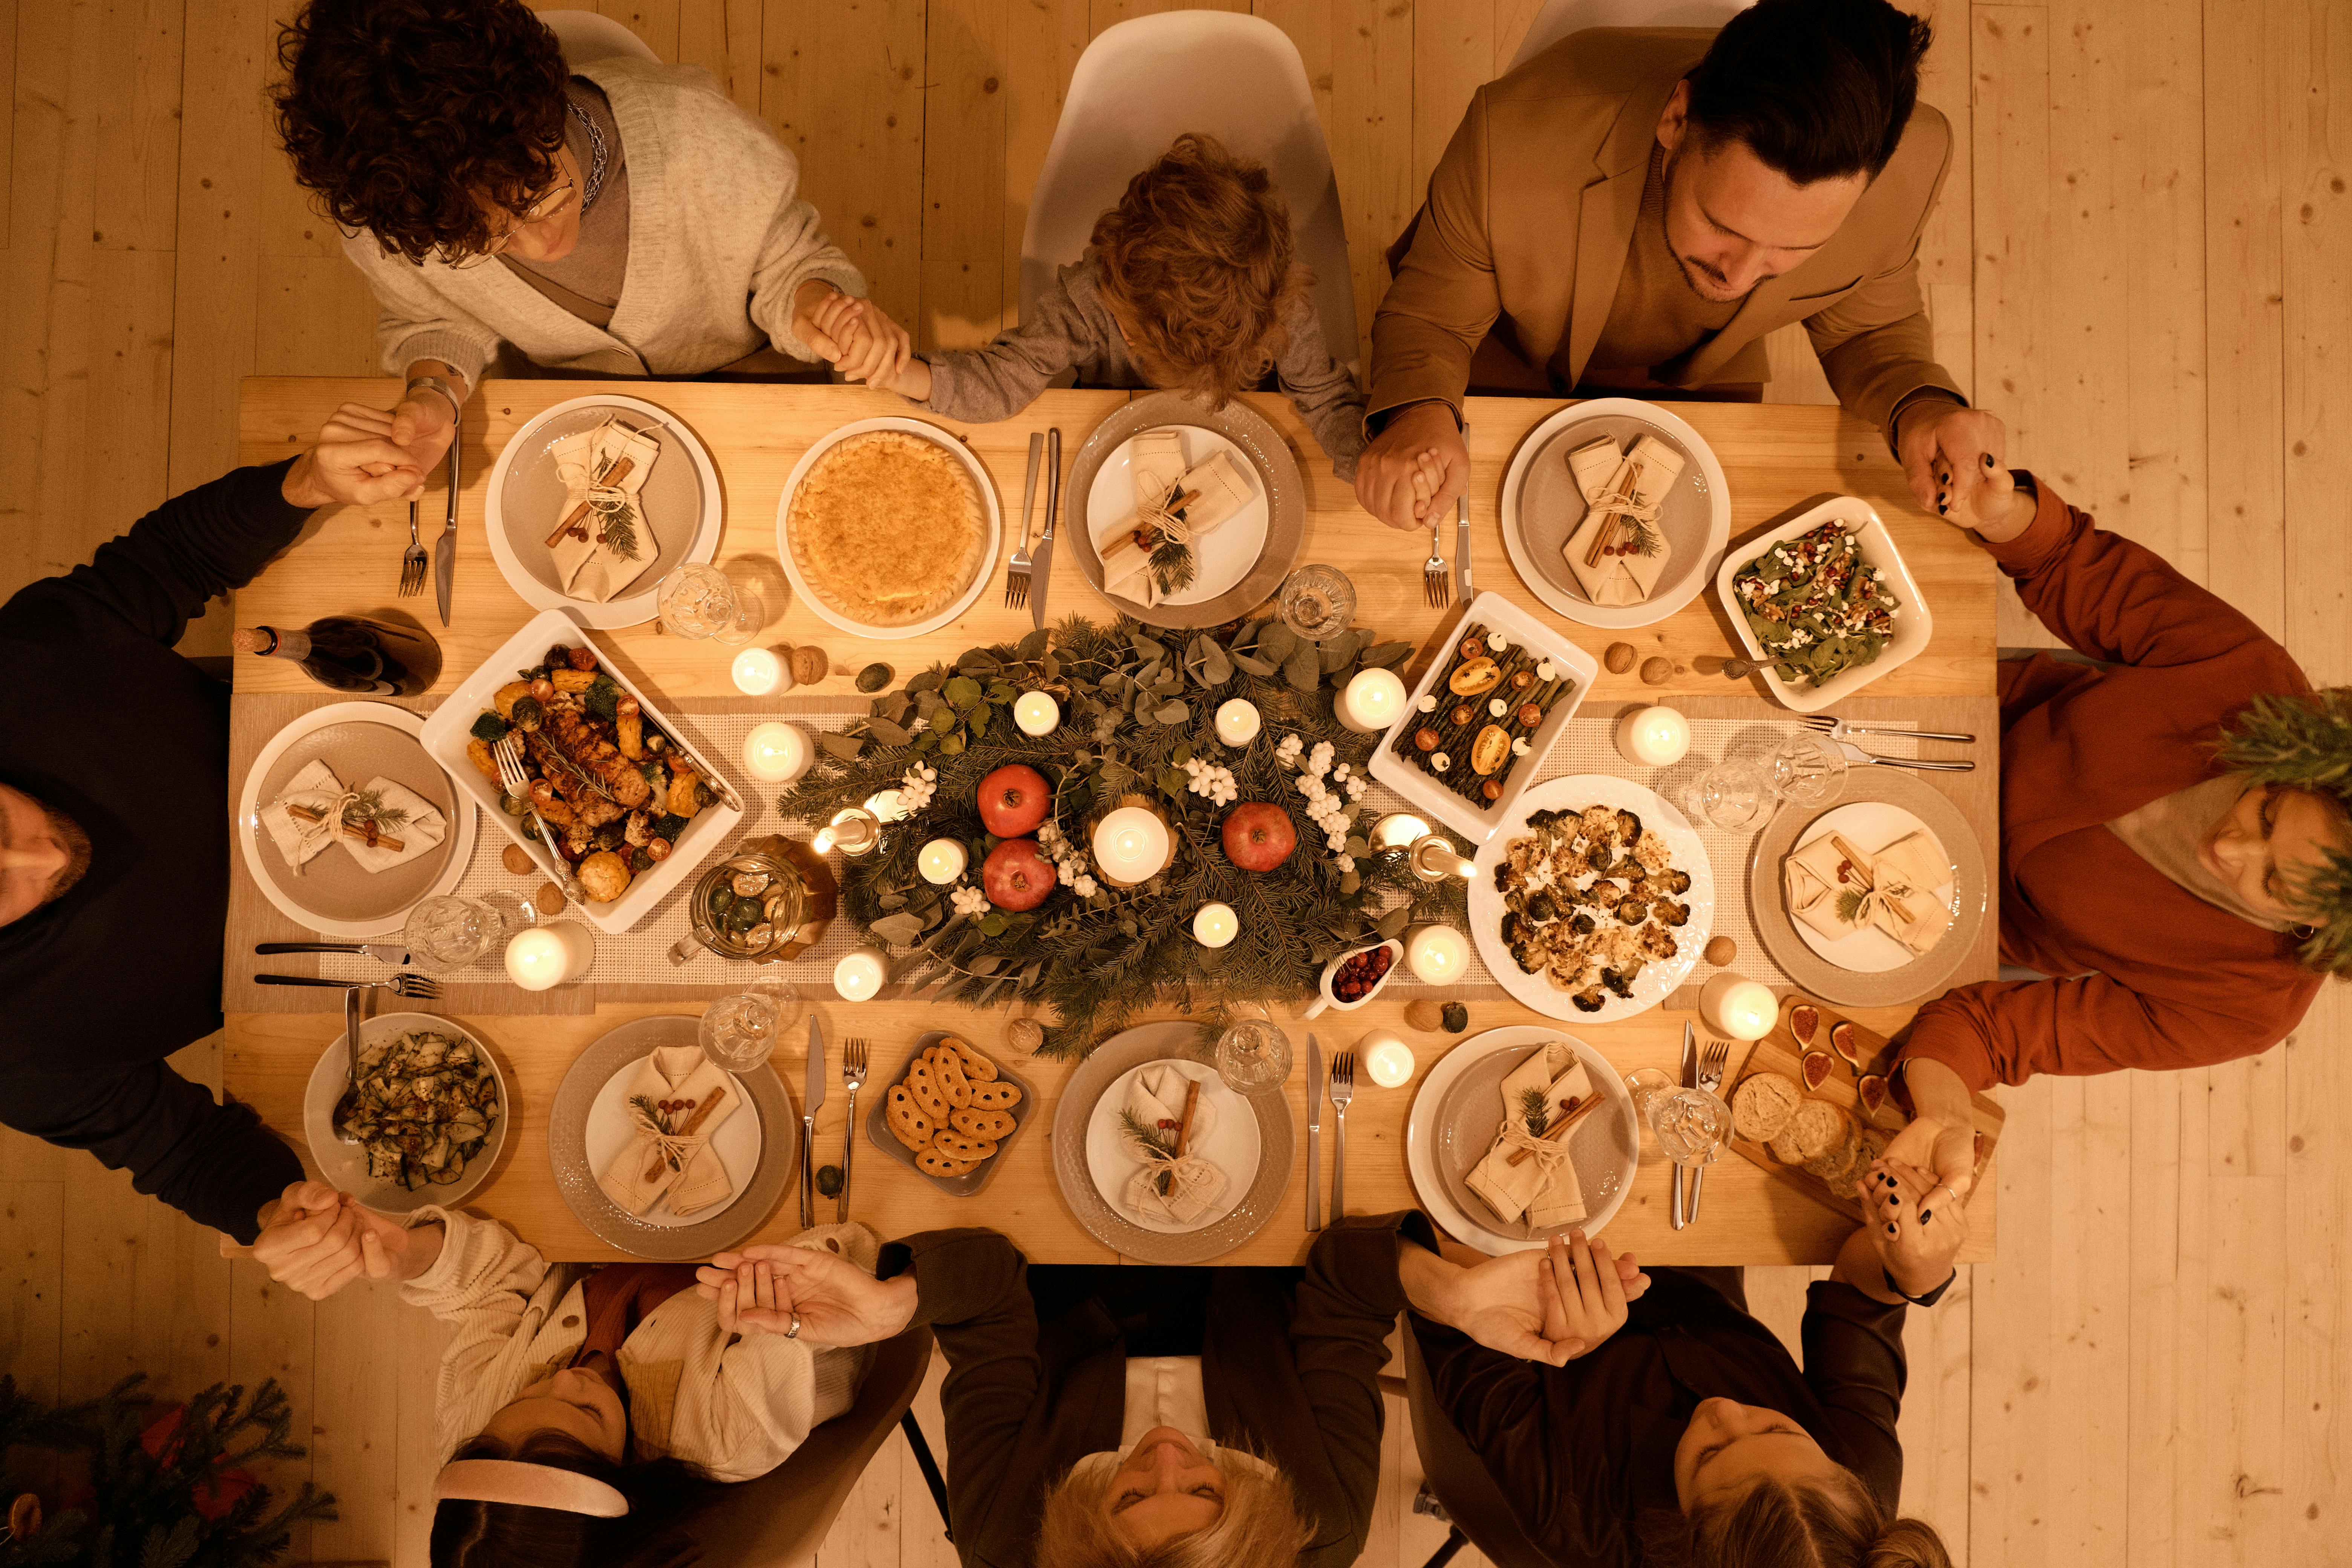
[915, 1146, 980, 1179]
[926, 1046, 973, 1110]
[1732, 1072, 1801, 1143]
[906, 1059, 953, 1121]
[942, 1035, 999, 1081]
[933, 1129, 998, 1163]
[950, 1106, 1017, 1142]
[969, 1078, 1024, 1112]
[884, 1087, 938, 1152]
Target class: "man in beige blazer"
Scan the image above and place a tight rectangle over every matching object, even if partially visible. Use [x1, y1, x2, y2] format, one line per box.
[1358, 0, 2001, 530]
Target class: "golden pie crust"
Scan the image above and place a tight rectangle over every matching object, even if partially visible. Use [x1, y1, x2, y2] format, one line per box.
[787, 431, 986, 628]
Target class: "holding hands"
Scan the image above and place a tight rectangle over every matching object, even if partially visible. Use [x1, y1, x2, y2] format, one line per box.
[280, 403, 440, 510]
[1854, 1150, 1966, 1299]
[795, 286, 919, 394]
[1894, 400, 2007, 521]
[1354, 402, 1471, 530]
[694, 1244, 916, 1347]
[229, 1181, 441, 1300]
[1406, 1230, 1649, 1366]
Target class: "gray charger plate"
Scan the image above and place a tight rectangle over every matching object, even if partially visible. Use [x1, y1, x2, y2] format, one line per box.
[864, 1030, 1039, 1196]
[247, 713, 459, 930]
[1428, 1038, 1637, 1245]
[1514, 413, 1712, 608]
[493, 399, 717, 622]
[1050, 1021, 1292, 1263]
[548, 1015, 796, 1259]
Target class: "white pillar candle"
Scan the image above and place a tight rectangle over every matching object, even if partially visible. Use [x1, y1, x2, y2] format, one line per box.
[1404, 923, 1470, 984]
[833, 946, 887, 1002]
[741, 721, 811, 783]
[1614, 705, 1692, 767]
[731, 646, 787, 697]
[1013, 691, 1060, 736]
[865, 789, 905, 822]
[1700, 971, 1779, 1041]
[1359, 1031, 1416, 1089]
[505, 922, 594, 991]
[917, 837, 969, 885]
[815, 806, 880, 857]
[1092, 805, 1173, 884]
[1214, 698, 1262, 747]
[1192, 900, 1239, 948]
[1337, 667, 1408, 734]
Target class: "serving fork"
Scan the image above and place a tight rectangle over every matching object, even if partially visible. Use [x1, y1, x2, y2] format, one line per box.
[1798, 714, 1977, 745]
[1004, 432, 1043, 609]
[398, 500, 429, 596]
[1685, 1039, 1730, 1224]
[1328, 1051, 1356, 1218]
[837, 1038, 868, 1222]
[256, 972, 443, 1000]
[493, 736, 588, 902]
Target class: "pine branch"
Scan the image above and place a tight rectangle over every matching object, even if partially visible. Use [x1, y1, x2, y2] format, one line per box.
[592, 495, 643, 561]
[1835, 887, 1869, 925]
[1519, 1086, 1551, 1136]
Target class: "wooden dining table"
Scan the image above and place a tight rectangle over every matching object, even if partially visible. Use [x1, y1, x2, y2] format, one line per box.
[224, 376, 2001, 1266]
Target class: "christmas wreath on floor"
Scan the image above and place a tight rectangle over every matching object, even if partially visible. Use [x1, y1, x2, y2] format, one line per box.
[782, 616, 1471, 1059]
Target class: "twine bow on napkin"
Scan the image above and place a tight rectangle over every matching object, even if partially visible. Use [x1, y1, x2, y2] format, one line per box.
[597, 1046, 740, 1217]
[1119, 1064, 1228, 1226]
[1561, 434, 1684, 607]
[1784, 829, 1954, 956]
[1123, 1145, 1228, 1226]
[260, 761, 445, 874]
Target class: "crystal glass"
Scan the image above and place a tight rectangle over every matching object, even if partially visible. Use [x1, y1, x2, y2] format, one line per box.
[1623, 1068, 1731, 1171]
[1277, 564, 1356, 640]
[1767, 729, 1848, 806]
[1684, 757, 1775, 832]
[700, 989, 784, 1073]
[658, 563, 764, 647]
[1215, 1019, 1294, 1095]
[403, 894, 528, 972]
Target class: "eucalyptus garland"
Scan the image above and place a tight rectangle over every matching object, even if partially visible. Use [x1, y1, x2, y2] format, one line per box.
[781, 616, 1472, 1059]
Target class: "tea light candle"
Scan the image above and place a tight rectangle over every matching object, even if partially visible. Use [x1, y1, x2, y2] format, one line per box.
[1014, 691, 1060, 736]
[1700, 972, 1779, 1040]
[815, 807, 880, 857]
[865, 790, 905, 822]
[1215, 698, 1262, 747]
[833, 946, 886, 1002]
[1615, 705, 1692, 767]
[918, 838, 968, 885]
[1092, 805, 1173, 884]
[1337, 667, 1408, 734]
[731, 646, 787, 697]
[1404, 923, 1469, 984]
[1369, 812, 1432, 851]
[505, 922, 593, 991]
[741, 721, 811, 783]
[1360, 1031, 1416, 1089]
[1193, 901, 1239, 948]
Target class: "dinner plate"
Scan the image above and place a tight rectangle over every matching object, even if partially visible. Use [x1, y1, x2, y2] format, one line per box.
[1064, 392, 1305, 630]
[302, 1012, 508, 1216]
[1404, 1026, 1639, 1253]
[1080, 426, 1269, 607]
[1049, 1021, 1292, 1263]
[1081, 1058, 1262, 1234]
[1786, 801, 1957, 974]
[862, 1031, 1040, 1197]
[772, 416, 1002, 640]
[484, 394, 724, 628]
[236, 701, 476, 940]
[580, 1053, 765, 1227]
[548, 1015, 796, 1259]
[1468, 775, 1716, 1023]
[1499, 398, 1731, 629]
[1749, 769, 1988, 1008]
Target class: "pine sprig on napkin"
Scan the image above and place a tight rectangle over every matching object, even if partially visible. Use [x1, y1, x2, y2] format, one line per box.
[340, 788, 411, 835]
[592, 495, 643, 562]
[1519, 1086, 1552, 1136]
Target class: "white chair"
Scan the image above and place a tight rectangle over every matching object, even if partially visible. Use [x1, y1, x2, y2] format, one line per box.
[537, 8, 662, 66]
[1020, 12, 1357, 370]
[1506, 0, 1752, 74]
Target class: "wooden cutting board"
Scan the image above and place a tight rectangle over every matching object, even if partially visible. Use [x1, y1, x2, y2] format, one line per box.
[1721, 997, 2006, 1219]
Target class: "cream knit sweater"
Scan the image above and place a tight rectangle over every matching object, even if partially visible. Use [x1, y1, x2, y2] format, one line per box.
[343, 55, 865, 390]
[401, 1207, 878, 1482]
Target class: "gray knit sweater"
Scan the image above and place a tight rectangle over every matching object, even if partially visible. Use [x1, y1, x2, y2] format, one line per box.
[916, 252, 1367, 479]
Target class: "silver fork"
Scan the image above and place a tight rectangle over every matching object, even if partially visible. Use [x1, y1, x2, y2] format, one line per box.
[255, 972, 443, 1000]
[1423, 518, 1451, 608]
[1686, 1039, 1730, 1223]
[1454, 421, 1473, 601]
[398, 499, 428, 596]
[494, 735, 587, 902]
[1797, 714, 1978, 744]
[1328, 1051, 1356, 1218]
[838, 1038, 869, 1222]
[1005, 431, 1042, 609]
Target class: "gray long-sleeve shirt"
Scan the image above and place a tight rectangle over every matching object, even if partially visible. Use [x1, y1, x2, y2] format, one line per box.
[917, 251, 1367, 481]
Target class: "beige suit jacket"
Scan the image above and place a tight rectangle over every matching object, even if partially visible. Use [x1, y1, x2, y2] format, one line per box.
[1369, 29, 1963, 437]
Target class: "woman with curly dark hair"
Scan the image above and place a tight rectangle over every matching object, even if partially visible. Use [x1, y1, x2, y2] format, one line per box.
[272, 0, 908, 471]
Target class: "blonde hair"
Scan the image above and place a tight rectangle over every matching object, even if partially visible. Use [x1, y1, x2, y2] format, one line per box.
[1638, 1473, 1953, 1568]
[1032, 1450, 1313, 1568]
[1090, 133, 1312, 408]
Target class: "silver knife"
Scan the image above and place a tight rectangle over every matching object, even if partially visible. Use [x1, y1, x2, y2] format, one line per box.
[1834, 739, 1975, 773]
[1455, 421, 1473, 599]
[1304, 1032, 1323, 1232]
[1029, 427, 1060, 631]
[1672, 1021, 1696, 1230]
[801, 1014, 826, 1229]
[256, 940, 413, 965]
[432, 416, 463, 627]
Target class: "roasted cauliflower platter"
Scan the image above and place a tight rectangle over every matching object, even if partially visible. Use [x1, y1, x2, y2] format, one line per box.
[1492, 803, 1695, 1014]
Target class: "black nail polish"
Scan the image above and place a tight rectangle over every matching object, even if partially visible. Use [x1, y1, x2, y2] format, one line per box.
[1938, 502, 1948, 515]
[1885, 1222, 1899, 1236]
[1983, 453, 1995, 467]
[1889, 1195, 1901, 1206]
[1920, 1208, 1934, 1223]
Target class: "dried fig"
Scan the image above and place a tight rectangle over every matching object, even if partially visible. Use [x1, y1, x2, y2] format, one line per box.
[1789, 1004, 1821, 1046]
[1802, 1051, 1834, 1092]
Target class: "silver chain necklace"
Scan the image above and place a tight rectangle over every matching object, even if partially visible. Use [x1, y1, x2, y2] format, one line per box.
[568, 98, 610, 213]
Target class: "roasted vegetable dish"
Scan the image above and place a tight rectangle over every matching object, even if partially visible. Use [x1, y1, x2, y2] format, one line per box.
[334, 1029, 501, 1190]
[461, 642, 714, 903]
[1731, 521, 1899, 689]
[1388, 625, 1577, 807]
[1493, 804, 1692, 1013]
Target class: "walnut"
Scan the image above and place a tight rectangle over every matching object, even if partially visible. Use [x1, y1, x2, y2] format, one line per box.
[502, 844, 537, 876]
[1604, 643, 1638, 674]
[1007, 1018, 1045, 1051]
[1704, 934, 1737, 966]
[789, 645, 831, 686]
[1640, 657, 1674, 685]
[1404, 999, 1446, 1032]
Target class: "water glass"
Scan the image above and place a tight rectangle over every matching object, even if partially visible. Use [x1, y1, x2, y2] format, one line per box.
[403, 893, 528, 972]
[1215, 1018, 1294, 1095]
[1767, 730, 1848, 806]
[1278, 564, 1356, 641]
[1623, 1068, 1730, 1171]
[1684, 757, 1775, 832]
[700, 989, 785, 1073]
[659, 564, 764, 647]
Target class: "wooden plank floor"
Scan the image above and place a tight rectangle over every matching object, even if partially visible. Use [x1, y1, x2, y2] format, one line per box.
[0, 1, 2340, 1561]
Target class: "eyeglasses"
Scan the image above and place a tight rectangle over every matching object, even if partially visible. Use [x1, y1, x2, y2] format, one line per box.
[439, 172, 579, 269]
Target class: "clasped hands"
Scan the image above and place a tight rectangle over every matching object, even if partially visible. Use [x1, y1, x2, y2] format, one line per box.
[1417, 1230, 1650, 1367]
[226, 1181, 437, 1299]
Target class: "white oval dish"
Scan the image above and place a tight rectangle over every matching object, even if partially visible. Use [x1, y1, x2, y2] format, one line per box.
[1712, 495, 1934, 714]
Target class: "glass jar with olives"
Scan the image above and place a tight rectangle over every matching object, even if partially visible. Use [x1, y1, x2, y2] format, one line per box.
[666, 835, 839, 966]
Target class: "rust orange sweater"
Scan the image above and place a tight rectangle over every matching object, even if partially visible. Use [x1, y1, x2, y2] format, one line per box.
[1896, 476, 2322, 1091]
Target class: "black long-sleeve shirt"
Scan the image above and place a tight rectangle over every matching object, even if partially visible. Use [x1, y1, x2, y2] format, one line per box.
[0, 460, 312, 1242]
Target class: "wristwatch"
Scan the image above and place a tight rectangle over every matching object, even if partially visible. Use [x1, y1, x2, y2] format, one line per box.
[1883, 1265, 1957, 1308]
[403, 374, 464, 421]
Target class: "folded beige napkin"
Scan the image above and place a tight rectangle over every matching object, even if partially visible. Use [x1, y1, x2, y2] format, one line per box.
[549, 418, 664, 602]
[597, 1045, 741, 1216]
[261, 762, 447, 875]
[1784, 827, 1953, 956]
[1097, 445, 1256, 606]
[1561, 435, 1684, 606]
[1465, 1044, 1592, 1229]
[1119, 1064, 1227, 1225]
[260, 759, 346, 873]
[1567, 436, 1623, 503]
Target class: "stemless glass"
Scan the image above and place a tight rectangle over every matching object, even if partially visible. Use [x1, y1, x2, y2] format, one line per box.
[1767, 729, 1848, 806]
[659, 564, 764, 647]
[1623, 1068, 1731, 1174]
[403, 895, 491, 971]
[1684, 757, 1775, 832]
[1278, 564, 1356, 640]
[1215, 1018, 1294, 1095]
[700, 989, 784, 1073]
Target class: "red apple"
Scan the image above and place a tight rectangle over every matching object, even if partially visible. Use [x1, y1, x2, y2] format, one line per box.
[977, 763, 1051, 838]
[1221, 802, 1297, 872]
[982, 837, 1056, 911]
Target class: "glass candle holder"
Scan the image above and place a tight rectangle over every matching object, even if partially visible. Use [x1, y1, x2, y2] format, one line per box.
[658, 563, 764, 647]
[1278, 564, 1355, 640]
[1215, 1018, 1293, 1095]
